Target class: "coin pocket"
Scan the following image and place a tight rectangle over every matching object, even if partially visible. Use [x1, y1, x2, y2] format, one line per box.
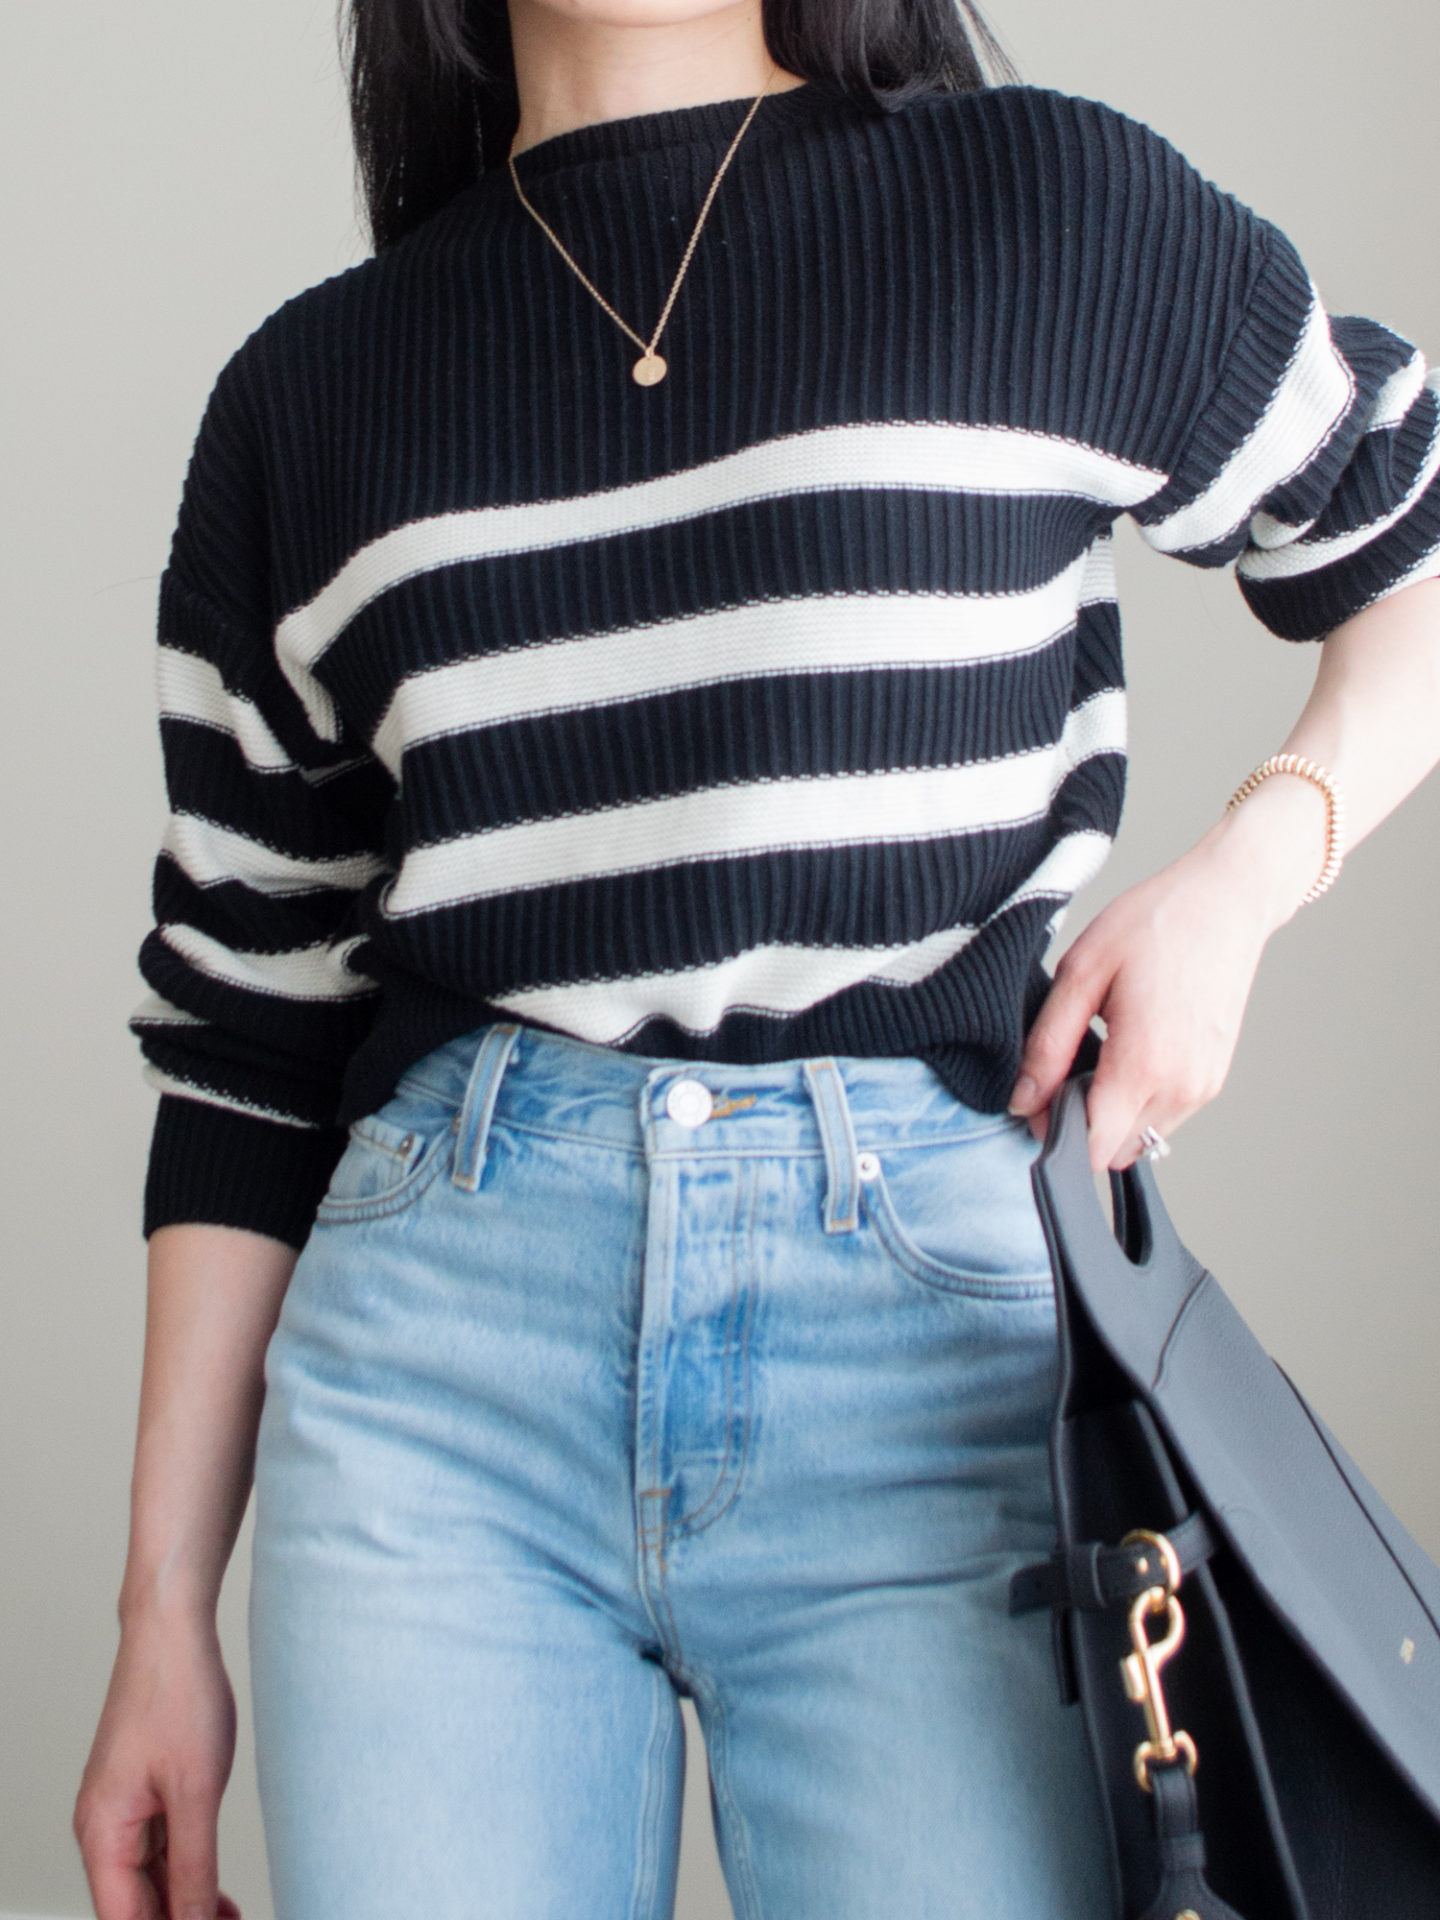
[314, 1101, 457, 1222]
[859, 1124, 1055, 1300]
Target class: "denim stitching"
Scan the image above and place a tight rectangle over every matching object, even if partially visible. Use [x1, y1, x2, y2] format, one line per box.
[688, 1671, 764, 1920]
[630, 1671, 679, 1920]
[311, 1127, 456, 1226]
[646, 1162, 677, 1499]
[860, 1178, 1054, 1300]
[488, 1117, 651, 1156]
[635, 1161, 688, 1664]
[464, 1117, 1023, 1157]
[675, 1158, 756, 1540]
[638, 1488, 688, 1665]
[803, 1058, 861, 1233]
[453, 1023, 521, 1191]
[673, 1159, 753, 1537]
[348, 1123, 413, 1160]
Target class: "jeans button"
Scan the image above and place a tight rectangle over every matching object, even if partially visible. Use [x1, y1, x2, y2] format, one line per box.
[665, 1078, 715, 1128]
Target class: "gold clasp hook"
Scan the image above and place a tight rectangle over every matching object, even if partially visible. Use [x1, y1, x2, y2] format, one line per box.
[1119, 1530, 1198, 1793]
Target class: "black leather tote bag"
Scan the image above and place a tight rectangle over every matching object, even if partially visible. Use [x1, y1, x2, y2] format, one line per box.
[1010, 1075, 1440, 1920]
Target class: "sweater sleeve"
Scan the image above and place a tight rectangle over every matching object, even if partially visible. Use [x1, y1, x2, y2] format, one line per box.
[1129, 219, 1440, 638]
[129, 348, 393, 1251]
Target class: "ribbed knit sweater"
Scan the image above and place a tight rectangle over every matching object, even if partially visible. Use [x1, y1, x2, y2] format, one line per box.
[130, 78, 1440, 1251]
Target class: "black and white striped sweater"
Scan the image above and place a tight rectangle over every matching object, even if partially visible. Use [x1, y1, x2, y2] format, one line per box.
[131, 78, 1440, 1250]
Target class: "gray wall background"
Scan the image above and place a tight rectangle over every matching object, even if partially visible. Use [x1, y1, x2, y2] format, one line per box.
[3, 2, 1437, 1914]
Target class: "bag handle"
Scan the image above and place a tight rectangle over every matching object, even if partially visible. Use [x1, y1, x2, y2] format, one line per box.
[1033, 1075, 1208, 1388]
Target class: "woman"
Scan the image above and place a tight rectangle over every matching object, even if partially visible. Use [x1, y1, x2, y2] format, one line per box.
[74, 0, 1440, 1914]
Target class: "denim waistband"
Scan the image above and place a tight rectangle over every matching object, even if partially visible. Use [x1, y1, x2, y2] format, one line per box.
[395, 1022, 1026, 1233]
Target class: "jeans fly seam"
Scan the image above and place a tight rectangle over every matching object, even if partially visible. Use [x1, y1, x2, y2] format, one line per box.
[669, 1158, 744, 1534]
[636, 1155, 686, 1664]
[675, 1159, 755, 1540]
[639, 1489, 687, 1666]
[649, 1163, 677, 1501]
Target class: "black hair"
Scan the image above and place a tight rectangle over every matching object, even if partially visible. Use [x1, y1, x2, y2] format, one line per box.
[340, 0, 1016, 252]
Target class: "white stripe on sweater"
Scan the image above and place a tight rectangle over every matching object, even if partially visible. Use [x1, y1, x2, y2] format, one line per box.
[374, 540, 1118, 775]
[1370, 349, 1428, 432]
[490, 830, 1113, 1041]
[157, 925, 377, 1001]
[1248, 366, 1438, 548]
[381, 688, 1126, 918]
[1239, 392, 1440, 581]
[158, 649, 295, 772]
[162, 814, 388, 895]
[277, 425, 1161, 740]
[1141, 294, 1354, 556]
[158, 649, 374, 787]
[129, 990, 207, 1028]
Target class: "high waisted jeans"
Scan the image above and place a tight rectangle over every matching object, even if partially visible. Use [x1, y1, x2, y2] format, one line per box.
[249, 1023, 1114, 1919]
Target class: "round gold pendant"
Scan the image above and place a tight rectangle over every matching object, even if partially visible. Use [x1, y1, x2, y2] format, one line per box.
[632, 351, 668, 387]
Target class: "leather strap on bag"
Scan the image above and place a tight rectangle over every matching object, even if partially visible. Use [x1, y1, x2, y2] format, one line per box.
[1136, 1759, 1246, 1920]
[1009, 1510, 1218, 1616]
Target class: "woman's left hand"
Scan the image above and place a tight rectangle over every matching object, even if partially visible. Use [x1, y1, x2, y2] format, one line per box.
[1009, 578, 1440, 1170]
[1007, 788, 1319, 1171]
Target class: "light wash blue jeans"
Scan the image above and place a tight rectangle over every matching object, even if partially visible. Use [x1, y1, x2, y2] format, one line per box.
[250, 1023, 1114, 1919]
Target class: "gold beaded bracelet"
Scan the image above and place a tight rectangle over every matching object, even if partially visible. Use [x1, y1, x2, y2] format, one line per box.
[1226, 753, 1346, 904]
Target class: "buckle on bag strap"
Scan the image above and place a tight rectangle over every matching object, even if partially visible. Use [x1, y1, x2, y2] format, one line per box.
[1007, 1510, 1216, 1616]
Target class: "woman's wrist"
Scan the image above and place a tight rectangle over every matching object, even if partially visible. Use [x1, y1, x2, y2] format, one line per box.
[114, 1229, 290, 1638]
[1194, 771, 1334, 937]
[118, 1555, 224, 1631]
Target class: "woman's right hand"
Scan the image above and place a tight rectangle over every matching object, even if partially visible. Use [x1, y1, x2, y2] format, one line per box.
[74, 1607, 242, 1920]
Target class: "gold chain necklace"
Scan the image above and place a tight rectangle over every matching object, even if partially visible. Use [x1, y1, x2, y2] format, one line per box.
[507, 67, 778, 388]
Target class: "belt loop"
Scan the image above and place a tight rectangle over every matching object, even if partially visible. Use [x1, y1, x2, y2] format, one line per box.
[803, 1058, 861, 1234]
[453, 1023, 522, 1192]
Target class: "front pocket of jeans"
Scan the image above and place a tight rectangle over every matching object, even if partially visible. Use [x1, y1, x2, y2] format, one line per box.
[859, 1125, 1055, 1299]
[313, 1096, 458, 1223]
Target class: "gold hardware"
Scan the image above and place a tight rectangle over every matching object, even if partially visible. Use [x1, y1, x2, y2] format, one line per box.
[1175, 1911, 1203, 1920]
[1121, 1527, 1182, 1596]
[1122, 1585, 1198, 1792]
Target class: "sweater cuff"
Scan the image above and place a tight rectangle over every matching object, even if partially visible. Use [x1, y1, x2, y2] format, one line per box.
[142, 1093, 349, 1253]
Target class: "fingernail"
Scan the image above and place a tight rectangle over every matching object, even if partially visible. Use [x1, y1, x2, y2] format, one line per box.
[1008, 1075, 1037, 1116]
